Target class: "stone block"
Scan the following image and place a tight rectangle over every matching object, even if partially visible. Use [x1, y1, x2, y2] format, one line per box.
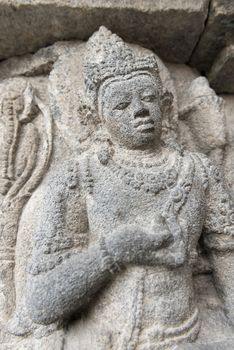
[190, 0, 234, 73]
[208, 45, 234, 93]
[0, 0, 209, 63]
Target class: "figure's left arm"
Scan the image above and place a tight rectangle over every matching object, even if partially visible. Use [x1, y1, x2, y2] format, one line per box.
[201, 155, 234, 325]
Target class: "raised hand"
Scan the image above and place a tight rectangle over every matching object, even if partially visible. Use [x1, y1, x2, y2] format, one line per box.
[105, 223, 173, 266]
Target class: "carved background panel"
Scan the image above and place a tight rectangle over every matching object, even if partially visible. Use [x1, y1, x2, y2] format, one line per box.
[0, 25, 233, 350]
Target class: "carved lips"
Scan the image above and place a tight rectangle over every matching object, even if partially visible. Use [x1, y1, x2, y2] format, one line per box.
[134, 118, 155, 133]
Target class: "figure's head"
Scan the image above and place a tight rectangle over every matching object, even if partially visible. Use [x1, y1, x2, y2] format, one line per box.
[98, 72, 162, 149]
[83, 27, 175, 150]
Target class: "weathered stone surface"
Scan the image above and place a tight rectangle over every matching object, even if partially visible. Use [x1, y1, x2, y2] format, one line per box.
[2, 0, 234, 96]
[1, 0, 234, 100]
[223, 95, 234, 195]
[190, 0, 234, 73]
[0, 26, 234, 350]
[0, 0, 209, 63]
[175, 338, 234, 349]
[0, 41, 81, 81]
[208, 45, 234, 93]
[166, 64, 226, 167]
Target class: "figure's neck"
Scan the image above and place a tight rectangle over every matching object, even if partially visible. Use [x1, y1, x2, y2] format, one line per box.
[113, 143, 163, 159]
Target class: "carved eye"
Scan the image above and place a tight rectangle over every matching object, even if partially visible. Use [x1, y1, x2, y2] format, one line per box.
[114, 101, 130, 110]
[142, 95, 156, 102]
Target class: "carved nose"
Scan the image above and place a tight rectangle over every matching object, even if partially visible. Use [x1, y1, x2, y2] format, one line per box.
[134, 107, 150, 119]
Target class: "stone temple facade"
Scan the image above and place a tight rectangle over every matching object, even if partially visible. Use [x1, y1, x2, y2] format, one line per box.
[0, 1, 234, 349]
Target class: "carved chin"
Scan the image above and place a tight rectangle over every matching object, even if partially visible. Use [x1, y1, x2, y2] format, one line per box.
[137, 128, 161, 142]
[134, 132, 157, 146]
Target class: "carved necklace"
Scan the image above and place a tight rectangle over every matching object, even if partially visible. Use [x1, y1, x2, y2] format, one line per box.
[102, 149, 183, 195]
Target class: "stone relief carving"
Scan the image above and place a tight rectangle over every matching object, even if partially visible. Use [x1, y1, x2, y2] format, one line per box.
[0, 27, 233, 350]
[0, 77, 53, 345]
[178, 76, 226, 168]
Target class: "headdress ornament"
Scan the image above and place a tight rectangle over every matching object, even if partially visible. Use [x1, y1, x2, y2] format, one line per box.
[83, 26, 162, 103]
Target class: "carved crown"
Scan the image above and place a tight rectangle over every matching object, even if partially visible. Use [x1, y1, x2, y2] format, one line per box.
[83, 26, 162, 103]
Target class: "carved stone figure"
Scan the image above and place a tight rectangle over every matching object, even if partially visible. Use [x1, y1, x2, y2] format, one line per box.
[0, 27, 234, 350]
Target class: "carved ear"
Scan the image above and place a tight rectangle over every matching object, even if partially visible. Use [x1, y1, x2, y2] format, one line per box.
[19, 83, 38, 123]
[161, 89, 177, 139]
[160, 89, 174, 117]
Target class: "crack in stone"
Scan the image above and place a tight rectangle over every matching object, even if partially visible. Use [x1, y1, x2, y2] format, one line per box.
[188, 0, 212, 72]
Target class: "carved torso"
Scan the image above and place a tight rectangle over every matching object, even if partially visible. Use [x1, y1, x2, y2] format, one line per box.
[64, 147, 208, 350]
[26, 135, 234, 350]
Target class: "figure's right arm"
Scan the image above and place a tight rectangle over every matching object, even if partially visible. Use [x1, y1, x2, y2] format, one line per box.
[26, 160, 120, 325]
[27, 237, 120, 325]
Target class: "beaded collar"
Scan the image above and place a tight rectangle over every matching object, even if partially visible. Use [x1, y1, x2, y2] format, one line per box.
[98, 146, 183, 195]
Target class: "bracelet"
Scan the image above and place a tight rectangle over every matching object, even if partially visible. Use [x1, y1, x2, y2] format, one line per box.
[99, 237, 121, 274]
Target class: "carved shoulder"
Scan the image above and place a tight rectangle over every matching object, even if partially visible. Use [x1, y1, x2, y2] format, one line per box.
[29, 157, 89, 276]
[46, 158, 81, 196]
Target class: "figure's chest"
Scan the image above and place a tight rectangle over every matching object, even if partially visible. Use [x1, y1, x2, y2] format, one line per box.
[88, 171, 159, 227]
[85, 158, 206, 241]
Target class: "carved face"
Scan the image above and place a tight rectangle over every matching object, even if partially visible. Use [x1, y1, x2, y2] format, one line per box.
[100, 74, 162, 149]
